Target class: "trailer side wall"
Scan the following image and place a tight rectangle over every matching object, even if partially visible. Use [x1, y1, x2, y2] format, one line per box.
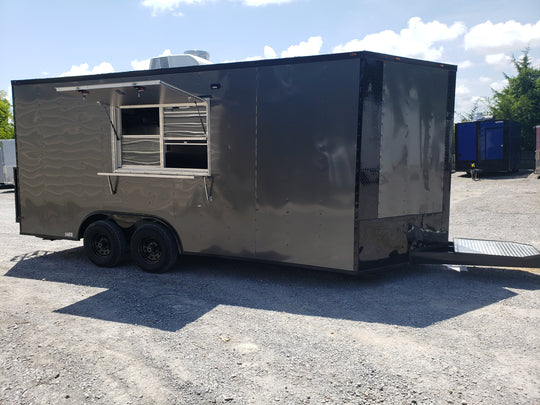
[13, 58, 362, 271]
[255, 59, 360, 270]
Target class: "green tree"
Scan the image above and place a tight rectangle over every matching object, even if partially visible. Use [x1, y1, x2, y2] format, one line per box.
[0, 90, 15, 139]
[490, 48, 540, 151]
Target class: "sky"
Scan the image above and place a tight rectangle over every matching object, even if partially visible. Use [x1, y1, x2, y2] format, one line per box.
[1, 0, 539, 117]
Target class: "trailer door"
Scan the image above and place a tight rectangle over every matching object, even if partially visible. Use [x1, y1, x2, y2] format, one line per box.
[480, 121, 504, 160]
[456, 122, 477, 162]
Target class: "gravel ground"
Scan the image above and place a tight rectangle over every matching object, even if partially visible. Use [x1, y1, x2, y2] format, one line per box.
[0, 171, 539, 405]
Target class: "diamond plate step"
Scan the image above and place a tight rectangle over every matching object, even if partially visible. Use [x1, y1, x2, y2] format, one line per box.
[454, 238, 540, 257]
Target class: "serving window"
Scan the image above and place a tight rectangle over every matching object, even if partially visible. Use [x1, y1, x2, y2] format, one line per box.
[115, 102, 209, 175]
[56, 80, 211, 179]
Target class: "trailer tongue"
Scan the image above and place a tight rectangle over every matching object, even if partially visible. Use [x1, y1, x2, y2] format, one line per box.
[410, 238, 540, 268]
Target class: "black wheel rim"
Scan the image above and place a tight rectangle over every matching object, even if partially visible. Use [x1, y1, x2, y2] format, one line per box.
[92, 234, 111, 257]
[139, 238, 161, 263]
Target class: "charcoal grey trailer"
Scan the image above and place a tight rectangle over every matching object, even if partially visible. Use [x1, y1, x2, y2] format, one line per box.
[11, 51, 540, 273]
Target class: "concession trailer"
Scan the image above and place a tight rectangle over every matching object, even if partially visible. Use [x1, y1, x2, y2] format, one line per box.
[11, 51, 540, 273]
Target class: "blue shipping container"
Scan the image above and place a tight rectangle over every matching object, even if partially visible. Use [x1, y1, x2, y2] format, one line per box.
[455, 120, 520, 173]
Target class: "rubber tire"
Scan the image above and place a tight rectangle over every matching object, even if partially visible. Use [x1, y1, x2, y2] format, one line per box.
[83, 220, 126, 267]
[130, 222, 178, 273]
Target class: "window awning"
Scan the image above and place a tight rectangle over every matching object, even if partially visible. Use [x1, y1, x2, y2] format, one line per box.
[56, 80, 205, 106]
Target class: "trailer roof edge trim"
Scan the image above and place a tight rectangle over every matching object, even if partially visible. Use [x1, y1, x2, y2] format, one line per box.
[55, 80, 206, 105]
[12, 51, 457, 86]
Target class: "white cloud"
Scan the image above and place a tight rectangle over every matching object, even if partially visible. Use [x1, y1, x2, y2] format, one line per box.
[491, 79, 508, 92]
[239, 0, 293, 5]
[456, 85, 471, 96]
[281, 36, 322, 58]
[131, 59, 151, 70]
[242, 56, 264, 61]
[465, 19, 540, 53]
[264, 45, 277, 58]
[455, 95, 475, 117]
[333, 17, 466, 61]
[60, 62, 114, 77]
[458, 60, 473, 69]
[485, 53, 511, 67]
[141, 0, 205, 16]
[455, 93, 490, 118]
[454, 77, 489, 117]
[235, 36, 321, 62]
[479, 76, 491, 84]
[131, 49, 172, 70]
[142, 0, 293, 15]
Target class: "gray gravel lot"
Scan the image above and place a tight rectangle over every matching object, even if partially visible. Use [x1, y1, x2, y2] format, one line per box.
[1, 172, 539, 405]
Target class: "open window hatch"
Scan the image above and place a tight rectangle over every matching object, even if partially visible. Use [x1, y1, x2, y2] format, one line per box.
[56, 80, 210, 179]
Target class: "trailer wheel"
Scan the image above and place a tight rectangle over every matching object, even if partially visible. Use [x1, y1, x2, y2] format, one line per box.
[83, 220, 126, 267]
[130, 222, 178, 273]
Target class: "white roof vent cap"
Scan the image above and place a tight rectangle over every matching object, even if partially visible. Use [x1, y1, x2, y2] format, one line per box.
[149, 51, 212, 69]
[184, 50, 210, 61]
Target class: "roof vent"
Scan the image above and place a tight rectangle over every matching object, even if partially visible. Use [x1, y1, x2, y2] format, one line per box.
[184, 50, 210, 61]
[149, 50, 211, 69]
[152, 57, 169, 69]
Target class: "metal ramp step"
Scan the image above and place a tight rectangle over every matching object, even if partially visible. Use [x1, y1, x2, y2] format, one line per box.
[454, 238, 540, 257]
[409, 238, 540, 268]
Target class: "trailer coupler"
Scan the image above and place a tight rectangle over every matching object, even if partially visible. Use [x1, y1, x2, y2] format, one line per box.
[409, 237, 540, 268]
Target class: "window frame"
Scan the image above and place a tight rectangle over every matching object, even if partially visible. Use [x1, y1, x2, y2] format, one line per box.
[109, 100, 211, 179]
[56, 80, 211, 180]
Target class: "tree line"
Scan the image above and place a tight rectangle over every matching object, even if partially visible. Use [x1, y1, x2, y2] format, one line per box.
[0, 90, 14, 139]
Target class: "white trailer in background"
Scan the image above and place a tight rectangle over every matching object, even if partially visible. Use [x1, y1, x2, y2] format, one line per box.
[0, 139, 16, 187]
